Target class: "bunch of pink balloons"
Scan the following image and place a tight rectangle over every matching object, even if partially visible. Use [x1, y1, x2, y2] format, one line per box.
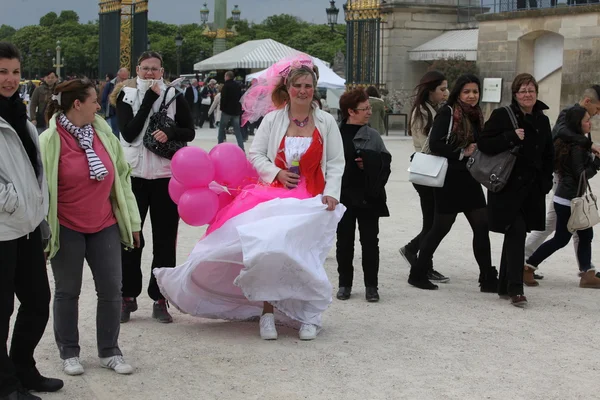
[169, 143, 259, 226]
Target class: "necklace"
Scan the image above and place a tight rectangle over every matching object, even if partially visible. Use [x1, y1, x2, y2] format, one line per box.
[291, 114, 310, 128]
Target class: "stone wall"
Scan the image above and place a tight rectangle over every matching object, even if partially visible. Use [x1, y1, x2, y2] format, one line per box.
[477, 5, 600, 122]
[381, 1, 474, 95]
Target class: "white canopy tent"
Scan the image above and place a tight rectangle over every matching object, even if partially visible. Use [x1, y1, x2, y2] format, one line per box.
[245, 57, 346, 89]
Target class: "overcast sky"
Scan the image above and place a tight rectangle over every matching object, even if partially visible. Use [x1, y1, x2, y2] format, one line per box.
[3, 0, 340, 28]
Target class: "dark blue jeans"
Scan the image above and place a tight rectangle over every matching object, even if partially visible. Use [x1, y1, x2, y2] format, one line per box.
[527, 202, 593, 272]
[217, 112, 244, 150]
[106, 116, 120, 139]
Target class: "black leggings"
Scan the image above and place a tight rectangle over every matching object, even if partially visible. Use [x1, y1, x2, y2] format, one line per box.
[405, 184, 435, 255]
[413, 207, 492, 277]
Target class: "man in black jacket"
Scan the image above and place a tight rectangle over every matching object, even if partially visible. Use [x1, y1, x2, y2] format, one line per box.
[523, 85, 600, 284]
[184, 79, 200, 127]
[217, 71, 244, 150]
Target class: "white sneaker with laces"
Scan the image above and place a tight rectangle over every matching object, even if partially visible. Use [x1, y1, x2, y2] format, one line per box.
[299, 323, 318, 340]
[259, 313, 278, 340]
[63, 357, 84, 376]
[100, 355, 134, 374]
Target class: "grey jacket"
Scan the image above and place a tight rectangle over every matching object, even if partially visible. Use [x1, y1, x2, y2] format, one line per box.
[0, 117, 49, 241]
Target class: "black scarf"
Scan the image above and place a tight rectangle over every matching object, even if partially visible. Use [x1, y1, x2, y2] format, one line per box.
[0, 92, 39, 176]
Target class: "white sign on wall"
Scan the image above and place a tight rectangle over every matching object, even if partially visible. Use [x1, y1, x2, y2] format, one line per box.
[482, 78, 502, 103]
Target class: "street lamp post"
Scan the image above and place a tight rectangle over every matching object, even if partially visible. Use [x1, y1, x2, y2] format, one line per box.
[175, 32, 183, 77]
[200, 1, 241, 56]
[53, 40, 64, 78]
[326, 0, 345, 37]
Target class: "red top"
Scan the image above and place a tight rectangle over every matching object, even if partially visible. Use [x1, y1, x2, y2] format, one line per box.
[56, 124, 117, 233]
[272, 128, 326, 196]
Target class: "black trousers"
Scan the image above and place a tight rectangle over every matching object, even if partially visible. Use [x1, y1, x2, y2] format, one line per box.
[336, 207, 380, 288]
[412, 207, 492, 278]
[499, 213, 527, 297]
[121, 178, 179, 301]
[406, 183, 435, 255]
[0, 227, 50, 396]
[198, 104, 214, 128]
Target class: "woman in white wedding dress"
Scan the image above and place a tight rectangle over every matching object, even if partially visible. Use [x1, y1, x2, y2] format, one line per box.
[154, 55, 345, 340]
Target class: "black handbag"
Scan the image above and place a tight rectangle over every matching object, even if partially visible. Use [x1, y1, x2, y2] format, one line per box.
[467, 106, 520, 193]
[143, 86, 187, 160]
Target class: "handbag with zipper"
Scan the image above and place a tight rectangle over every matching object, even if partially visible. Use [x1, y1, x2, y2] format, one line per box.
[567, 170, 600, 232]
[408, 106, 452, 188]
[466, 105, 520, 193]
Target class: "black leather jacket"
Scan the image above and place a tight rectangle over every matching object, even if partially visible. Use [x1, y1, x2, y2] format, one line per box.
[554, 126, 600, 200]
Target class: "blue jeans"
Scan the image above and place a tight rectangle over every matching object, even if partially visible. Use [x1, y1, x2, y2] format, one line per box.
[527, 202, 594, 272]
[217, 113, 244, 151]
[106, 116, 120, 139]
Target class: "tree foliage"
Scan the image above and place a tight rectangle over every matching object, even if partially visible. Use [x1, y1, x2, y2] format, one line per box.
[5, 11, 346, 79]
[428, 57, 479, 89]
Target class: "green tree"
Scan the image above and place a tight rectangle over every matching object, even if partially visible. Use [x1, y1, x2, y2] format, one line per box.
[39, 12, 58, 27]
[56, 10, 80, 25]
[0, 25, 16, 41]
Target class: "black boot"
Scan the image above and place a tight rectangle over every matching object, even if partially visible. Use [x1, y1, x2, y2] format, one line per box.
[1, 389, 41, 400]
[408, 267, 438, 290]
[479, 266, 499, 293]
[19, 370, 63, 393]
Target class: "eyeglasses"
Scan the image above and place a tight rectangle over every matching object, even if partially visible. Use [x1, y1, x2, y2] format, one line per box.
[354, 106, 372, 112]
[139, 66, 162, 73]
[516, 90, 536, 95]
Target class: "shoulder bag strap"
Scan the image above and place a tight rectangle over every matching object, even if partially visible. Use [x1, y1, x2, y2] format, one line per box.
[159, 86, 181, 110]
[503, 106, 519, 130]
[577, 170, 588, 197]
[446, 105, 453, 144]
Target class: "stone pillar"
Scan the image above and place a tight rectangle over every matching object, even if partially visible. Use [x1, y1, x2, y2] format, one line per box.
[213, 0, 228, 56]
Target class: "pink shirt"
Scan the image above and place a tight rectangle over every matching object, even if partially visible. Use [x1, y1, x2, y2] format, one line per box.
[56, 124, 117, 233]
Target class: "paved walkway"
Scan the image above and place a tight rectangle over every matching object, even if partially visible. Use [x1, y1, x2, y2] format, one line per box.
[22, 128, 600, 400]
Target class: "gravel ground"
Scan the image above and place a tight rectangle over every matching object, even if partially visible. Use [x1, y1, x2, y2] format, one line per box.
[13, 128, 600, 400]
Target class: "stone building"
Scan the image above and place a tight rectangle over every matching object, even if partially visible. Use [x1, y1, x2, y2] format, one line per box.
[375, 0, 600, 123]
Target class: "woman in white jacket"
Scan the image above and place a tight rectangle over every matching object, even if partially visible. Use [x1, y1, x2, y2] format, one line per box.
[154, 55, 345, 342]
[208, 84, 222, 126]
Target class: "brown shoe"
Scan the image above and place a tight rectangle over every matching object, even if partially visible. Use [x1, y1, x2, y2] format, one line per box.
[510, 295, 528, 308]
[523, 264, 539, 287]
[579, 270, 600, 288]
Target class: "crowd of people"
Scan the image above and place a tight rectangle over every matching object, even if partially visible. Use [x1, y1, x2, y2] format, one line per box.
[402, 70, 600, 307]
[1, 37, 599, 400]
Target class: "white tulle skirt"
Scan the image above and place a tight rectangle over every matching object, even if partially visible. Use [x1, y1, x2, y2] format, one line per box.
[154, 195, 345, 328]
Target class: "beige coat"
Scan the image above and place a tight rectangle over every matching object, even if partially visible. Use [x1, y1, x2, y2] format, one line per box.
[368, 97, 386, 135]
[411, 102, 437, 153]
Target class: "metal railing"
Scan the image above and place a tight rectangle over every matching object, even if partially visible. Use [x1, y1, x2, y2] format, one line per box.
[457, 0, 599, 22]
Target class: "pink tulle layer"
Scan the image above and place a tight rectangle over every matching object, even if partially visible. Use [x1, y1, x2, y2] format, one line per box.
[206, 182, 313, 236]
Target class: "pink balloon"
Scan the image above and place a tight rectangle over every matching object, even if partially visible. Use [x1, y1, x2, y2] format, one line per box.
[171, 147, 215, 188]
[209, 143, 248, 186]
[168, 178, 187, 205]
[217, 191, 234, 209]
[178, 188, 219, 226]
[246, 162, 259, 182]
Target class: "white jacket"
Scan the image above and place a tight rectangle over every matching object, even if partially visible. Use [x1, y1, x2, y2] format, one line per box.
[0, 117, 49, 241]
[249, 105, 345, 201]
[119, 81, 178, 180]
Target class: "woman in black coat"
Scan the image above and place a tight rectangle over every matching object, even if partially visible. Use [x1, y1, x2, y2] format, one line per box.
[477, 73, 554, 307]
[526, 106, 600, 288]
[336, 89, 392, 302]
[408, 74, 497, 292]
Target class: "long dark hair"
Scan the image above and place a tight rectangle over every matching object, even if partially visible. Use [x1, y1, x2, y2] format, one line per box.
[554, 107, 588, 173]
[408, 70, 446, 136]
[447, 74, 481, 107]
[45, 78, 97, 123]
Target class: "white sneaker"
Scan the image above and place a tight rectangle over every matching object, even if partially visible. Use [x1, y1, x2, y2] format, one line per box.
[100, 355, 134, 374]
[259, 313, 278, 340]
[299, 323, 318, 340]
[63, 357, 84, 376]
